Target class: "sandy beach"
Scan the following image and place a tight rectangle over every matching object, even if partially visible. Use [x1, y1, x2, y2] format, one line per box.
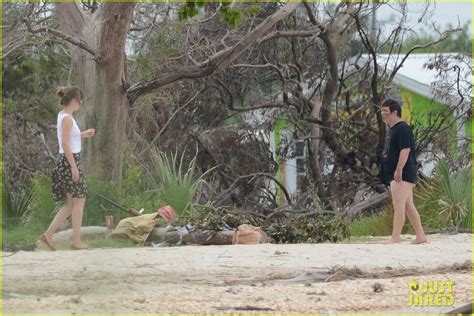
[2, 233, 472, 313]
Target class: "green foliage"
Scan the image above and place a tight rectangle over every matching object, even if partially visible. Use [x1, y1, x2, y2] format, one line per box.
[135, 54, 155, 82]
[247, 5, 261, 16]
[417, 159, 472, 229]
[146, 151, 213, 216]
[81, 237, 136, 249]
[349, 210, 395, 237]
[29, 172, 58, 227]
[177, 2, 261, 28]
[3, 49, 69, 100]
[83, 158, 160, 226]
[178, 0, 205, 20]
[220, 5, 245, 28]
[2, 177, 35, 227]
[2, 223, 44, 249]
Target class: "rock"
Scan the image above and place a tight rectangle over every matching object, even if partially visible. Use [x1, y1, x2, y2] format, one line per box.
[373, 282, 383, 293]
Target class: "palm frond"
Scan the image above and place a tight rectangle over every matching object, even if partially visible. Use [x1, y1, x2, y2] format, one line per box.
[147, 150, 215, 217]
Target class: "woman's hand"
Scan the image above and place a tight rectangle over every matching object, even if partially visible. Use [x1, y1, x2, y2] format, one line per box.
[71, 166, 80, 182]
[81, 129, 95, 138]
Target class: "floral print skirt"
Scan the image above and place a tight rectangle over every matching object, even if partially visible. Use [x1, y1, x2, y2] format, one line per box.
[52, 153, 88, 201]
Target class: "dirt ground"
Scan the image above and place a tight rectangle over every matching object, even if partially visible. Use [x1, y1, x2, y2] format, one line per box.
[2, 233, 472, 314]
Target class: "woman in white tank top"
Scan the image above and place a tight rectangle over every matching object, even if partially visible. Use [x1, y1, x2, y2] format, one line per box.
[40, 86, 95, 251]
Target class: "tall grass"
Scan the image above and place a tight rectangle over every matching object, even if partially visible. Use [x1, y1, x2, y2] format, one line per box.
[2, 176, 35, 227]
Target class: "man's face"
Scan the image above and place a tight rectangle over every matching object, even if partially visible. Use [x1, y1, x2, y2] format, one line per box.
[380, 106, 393, 123]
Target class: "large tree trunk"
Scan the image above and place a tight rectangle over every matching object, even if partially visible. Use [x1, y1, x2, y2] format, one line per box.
[83, 4, 135, 181]
[56, 3, 136, 182]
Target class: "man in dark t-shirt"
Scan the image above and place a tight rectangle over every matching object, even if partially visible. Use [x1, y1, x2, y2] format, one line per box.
[380, 99, 427, 244]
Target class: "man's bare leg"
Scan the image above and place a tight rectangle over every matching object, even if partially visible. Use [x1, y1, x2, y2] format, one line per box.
[381, 181, 411, 244]
[405, 188, 427, 244]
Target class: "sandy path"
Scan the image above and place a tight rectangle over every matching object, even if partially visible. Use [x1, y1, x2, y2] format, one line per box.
[2, 233, 472, 313]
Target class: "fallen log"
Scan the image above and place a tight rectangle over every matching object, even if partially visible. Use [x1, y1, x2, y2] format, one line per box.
[50, 226, 109, 244]
[147, 227, 235, 245]
[47, 225, 235, 246]
[345, 192, 390, 220]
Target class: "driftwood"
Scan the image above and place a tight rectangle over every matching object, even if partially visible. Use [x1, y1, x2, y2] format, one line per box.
[48, 225, 235, 246]
[51, 226, 109, 243]
[147, 227, 235, 245]
[345, 192, 390, 220]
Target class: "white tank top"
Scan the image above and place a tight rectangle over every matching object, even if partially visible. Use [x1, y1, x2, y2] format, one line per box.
[57, 111, 81, 154]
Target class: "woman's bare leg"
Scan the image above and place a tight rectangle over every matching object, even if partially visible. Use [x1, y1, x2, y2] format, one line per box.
[43, 194, 74, 244]
[71, 197, 88, 248]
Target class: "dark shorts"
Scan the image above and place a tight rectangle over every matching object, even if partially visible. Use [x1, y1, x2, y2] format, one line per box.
[52, 153, 88, 201]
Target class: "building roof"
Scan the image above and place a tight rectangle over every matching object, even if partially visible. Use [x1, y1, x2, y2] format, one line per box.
[353, 53, 472, 105]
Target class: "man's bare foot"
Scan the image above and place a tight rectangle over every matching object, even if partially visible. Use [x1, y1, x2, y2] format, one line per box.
[411, 237, 427, 244]
[380, 238, 401, 244]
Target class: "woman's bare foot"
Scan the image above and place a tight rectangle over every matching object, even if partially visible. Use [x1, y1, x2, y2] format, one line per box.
[411, 237, 428, 244]
[71, 242, 89, 250]
[40, 234, 56, 251]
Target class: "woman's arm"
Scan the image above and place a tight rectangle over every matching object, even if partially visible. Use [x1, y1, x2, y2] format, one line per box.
[81, 129, 95, 138]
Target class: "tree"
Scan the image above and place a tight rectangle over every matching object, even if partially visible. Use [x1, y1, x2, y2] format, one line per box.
[8, 1, 468, 214]
[21, 1, 301, 182]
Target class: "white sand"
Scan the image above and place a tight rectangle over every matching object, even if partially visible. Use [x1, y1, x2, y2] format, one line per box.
[2, 233, 472, 313]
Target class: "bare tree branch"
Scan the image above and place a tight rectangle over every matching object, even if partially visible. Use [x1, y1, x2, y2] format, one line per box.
[387, 27, 462, 84]
[127, 1, 302, 105]
[259, 30, 319, 44]
[22, 16, 96, 57]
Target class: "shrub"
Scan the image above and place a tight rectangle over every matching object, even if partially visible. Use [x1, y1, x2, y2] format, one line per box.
[145, 150, 213, 216]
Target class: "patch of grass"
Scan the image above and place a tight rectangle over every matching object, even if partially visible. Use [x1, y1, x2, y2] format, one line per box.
[2, 224, 44, 248]
[86, 237, 136, 249]
[349, 210, 394, 237]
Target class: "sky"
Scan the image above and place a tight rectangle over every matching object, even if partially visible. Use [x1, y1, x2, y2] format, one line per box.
[376, 2, 472, 37]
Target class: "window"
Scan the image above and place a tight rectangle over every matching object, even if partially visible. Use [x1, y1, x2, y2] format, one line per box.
[295, 140, 307, 192]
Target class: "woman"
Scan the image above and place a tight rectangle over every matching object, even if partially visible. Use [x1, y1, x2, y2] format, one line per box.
[40, 86, 95, 250]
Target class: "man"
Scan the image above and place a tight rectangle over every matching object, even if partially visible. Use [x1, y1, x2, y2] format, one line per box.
[380, 98, 427, 244]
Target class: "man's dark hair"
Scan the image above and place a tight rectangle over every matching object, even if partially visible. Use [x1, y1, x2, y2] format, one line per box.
[382, 98, 402, 118]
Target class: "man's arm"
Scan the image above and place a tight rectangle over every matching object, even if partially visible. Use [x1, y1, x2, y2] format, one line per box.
[394, 148, 410, 182]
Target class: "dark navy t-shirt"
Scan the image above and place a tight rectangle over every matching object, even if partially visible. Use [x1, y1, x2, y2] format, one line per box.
[380, 121, 417, 185]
